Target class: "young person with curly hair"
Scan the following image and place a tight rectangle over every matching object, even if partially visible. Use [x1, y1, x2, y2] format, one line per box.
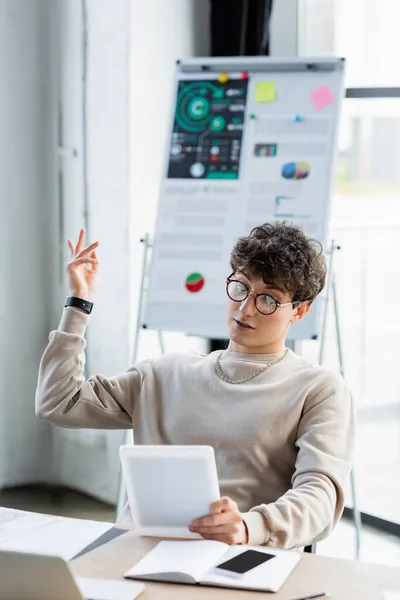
[35, 223, 355, 550]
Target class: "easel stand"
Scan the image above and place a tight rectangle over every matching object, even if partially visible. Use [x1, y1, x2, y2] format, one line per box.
[116, 233, 153, 518]
[318, 240, 362, 559]
[117, 236, 362, 559]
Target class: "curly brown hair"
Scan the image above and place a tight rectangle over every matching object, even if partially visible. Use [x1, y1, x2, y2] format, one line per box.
[230, 222, 326, 303]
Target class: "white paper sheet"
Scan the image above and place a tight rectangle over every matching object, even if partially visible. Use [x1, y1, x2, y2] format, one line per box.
[0, 508, 113, 560]
[0, 508, 57, 542]
[76, 578, 145, 600]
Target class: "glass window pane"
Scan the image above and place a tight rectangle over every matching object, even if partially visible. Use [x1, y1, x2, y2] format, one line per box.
[333, 99, 400, 523]
[303, 98, 400, 524]
[300, 0, 400, 86]
[334, 98, 400, 226]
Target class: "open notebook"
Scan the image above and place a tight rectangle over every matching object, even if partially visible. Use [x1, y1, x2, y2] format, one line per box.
[124, 540, 300, 593]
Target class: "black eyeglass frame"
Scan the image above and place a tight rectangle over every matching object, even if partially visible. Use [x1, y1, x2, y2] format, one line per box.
[226, 275, 303, 316]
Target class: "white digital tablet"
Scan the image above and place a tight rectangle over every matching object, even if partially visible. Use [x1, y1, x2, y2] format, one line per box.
[119, 445, 220, 538]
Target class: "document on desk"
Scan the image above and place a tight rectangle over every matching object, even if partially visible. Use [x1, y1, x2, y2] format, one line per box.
[76, 577, 145, 600]
[0, 508, 56, 542]
[0, 508, 113, 560]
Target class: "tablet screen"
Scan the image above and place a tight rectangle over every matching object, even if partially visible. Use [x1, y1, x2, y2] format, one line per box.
[120, 446, 220, 536]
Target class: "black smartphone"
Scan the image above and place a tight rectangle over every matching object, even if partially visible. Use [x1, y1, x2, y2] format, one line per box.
[214, 549, 275, 578]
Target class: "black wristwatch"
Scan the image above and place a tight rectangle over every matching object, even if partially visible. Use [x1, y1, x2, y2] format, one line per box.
[65, 296, 93, 314]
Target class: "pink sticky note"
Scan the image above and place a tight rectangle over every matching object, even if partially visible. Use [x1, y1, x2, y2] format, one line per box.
[311, 85, 335, 111]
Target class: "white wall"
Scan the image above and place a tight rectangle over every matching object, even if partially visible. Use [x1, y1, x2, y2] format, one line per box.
[49, 0, 131, 503]
[0, 0, 54, 486]
[0, 0, 132, 502]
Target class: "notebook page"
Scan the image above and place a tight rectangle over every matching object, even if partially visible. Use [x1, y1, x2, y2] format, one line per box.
[125, 540, 227, 582]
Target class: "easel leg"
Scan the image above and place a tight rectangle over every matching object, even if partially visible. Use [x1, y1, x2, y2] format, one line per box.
[331, 272, 362, 559]
[115, 328, 165, 519]
[157, 330, 166, 354]
[116, 234, 152, 519]
[318, 240, 336, 366]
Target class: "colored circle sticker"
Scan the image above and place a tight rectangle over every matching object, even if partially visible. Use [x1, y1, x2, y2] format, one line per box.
[185, 272, 205, 293]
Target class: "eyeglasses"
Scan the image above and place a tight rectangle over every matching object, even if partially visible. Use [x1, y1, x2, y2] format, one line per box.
[226, 277, 301, 316]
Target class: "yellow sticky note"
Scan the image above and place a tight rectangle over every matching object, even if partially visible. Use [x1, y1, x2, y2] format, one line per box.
[255, 81, 276, 103]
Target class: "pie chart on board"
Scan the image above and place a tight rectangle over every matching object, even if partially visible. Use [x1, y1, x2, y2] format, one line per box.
[281, 161, 310, 180]
[185, 272, 205, 293]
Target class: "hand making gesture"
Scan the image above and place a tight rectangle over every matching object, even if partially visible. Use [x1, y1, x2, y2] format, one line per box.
[66, 228, 99, 301]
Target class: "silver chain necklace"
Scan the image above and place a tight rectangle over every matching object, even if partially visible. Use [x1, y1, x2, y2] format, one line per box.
[215, 348, 289, 385]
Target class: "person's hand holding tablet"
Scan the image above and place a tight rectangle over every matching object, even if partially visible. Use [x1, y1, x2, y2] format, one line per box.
[189, 497, 248, 545]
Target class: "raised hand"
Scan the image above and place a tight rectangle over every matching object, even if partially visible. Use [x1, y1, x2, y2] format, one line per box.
[66, 229, 99, 301]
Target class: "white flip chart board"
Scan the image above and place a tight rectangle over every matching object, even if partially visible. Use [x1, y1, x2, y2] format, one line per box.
[143, 57, 345, 340]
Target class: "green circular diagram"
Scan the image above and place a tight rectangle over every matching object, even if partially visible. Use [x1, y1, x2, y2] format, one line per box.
[168, 78, 249, 179]
[188, 97, 210, 120]
[175, 82, 219, 133]
[210, 116, 226, 131]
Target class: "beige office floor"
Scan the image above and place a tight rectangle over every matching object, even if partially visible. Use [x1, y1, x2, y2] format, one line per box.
[1, 485, 400, 568]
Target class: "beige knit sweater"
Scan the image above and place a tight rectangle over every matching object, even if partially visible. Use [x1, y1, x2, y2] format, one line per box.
[35, 307, 355, 549]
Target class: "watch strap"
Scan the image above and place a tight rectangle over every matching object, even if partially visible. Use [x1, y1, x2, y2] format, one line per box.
[65, 296, 93, 314]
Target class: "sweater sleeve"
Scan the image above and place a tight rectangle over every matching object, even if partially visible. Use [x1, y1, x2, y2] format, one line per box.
[242, 377, 356, 548]
[35, 307, 148, 429]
